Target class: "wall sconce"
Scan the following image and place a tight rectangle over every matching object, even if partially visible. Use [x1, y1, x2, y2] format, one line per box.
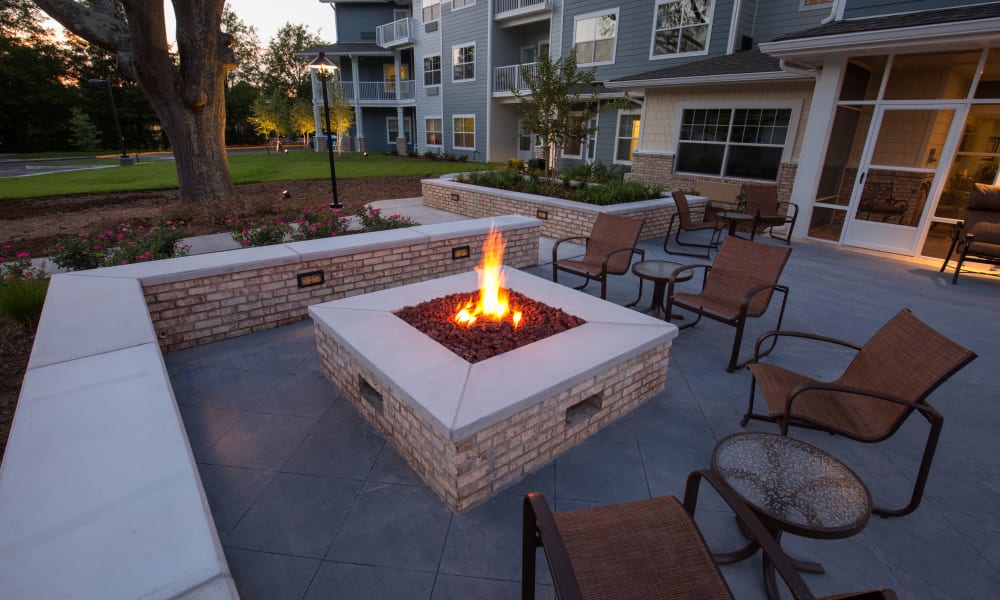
[297, 270, 325, 288]
[927, 148, 937, 164]
[452, 245, 470, 260]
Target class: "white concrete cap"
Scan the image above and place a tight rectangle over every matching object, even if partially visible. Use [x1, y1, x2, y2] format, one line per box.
[28, 273, 157, 369]
[287, 227, 429, 261]
[0, 343, 233, 599]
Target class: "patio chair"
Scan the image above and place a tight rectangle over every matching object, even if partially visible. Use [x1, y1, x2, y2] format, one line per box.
[742, 308, 977, 518]
[664, 190, 725, 258]
[741, 184, 799, 244]
[522, 470, 897, 600]
[858, 182, 908, 224]
[940, 182, 1000, 284]
[552, 213, 645, 300]
[665, 236, 792, 372]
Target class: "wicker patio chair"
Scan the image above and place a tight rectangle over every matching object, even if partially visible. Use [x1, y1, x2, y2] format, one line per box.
[522, 470, 897, 600]
[552, 213, 645, 300]
[741, 184, 799, 244]
[665, 236, 792, 372]
[742, 309, 977, 518]
[940, 182, 1000, 284]
[663, 190, 725, 258]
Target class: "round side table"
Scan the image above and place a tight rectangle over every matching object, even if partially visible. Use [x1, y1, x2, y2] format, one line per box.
[626, 260, 693, 320]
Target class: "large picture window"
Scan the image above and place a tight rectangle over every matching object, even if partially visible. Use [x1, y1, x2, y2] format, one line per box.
[422, 0, 440, 22]
[425, 117, 442, 146]
[652, 0, 712, 58]
[615, 112, 641, 163]
[423, 55, 441, 86]
[676, 108, 791, 180]
[453, 115, 475, 149]
[452, 44, 475, 82]
[573, 9, 618, 66]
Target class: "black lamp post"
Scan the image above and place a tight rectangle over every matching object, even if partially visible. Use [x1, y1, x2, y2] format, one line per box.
[88, 78, 131, 165]
[307, 52, 342, 209]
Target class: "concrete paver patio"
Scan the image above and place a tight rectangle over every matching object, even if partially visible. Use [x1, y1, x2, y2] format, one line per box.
[167, 226, 999, 599]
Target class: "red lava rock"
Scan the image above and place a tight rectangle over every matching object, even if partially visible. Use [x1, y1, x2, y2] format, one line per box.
[394, 289, 586, 363]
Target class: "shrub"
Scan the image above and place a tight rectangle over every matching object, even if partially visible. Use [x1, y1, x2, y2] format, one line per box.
[506, 158, 526, 170]
[50, 219, 190, 271]
[288, 206, 351, 242]
[0, 248, 49, 331]
[228, 216, 291, 247]
[455, 167, 661, 206]
[357, 207, 417, 231]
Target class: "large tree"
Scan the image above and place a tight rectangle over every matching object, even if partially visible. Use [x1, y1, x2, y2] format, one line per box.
[260, 23, 323, 99]
[33, 0, 237, 203]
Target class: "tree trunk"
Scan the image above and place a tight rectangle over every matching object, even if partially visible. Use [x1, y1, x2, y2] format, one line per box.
[157, 97, 234, 204]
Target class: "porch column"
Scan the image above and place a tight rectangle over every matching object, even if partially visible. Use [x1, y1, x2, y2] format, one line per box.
[351, 55, 366, 152]
[311, 69, 324, 152]
[394, 52, 406, 155]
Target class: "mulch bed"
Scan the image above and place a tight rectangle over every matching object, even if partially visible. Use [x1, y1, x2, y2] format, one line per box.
[394, 289, 586, 363]
[0, 321, 32, 459]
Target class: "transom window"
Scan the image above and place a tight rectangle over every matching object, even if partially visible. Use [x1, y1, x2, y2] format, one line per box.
[426, 117, 442, 146]
[453, 44, 475, 81]
[422, 0, 440, 22]
[652, 0, 712, 58]
[676, 108, 791, 180]
[424, 55, 441, 86]
[453, 115, 475, 149]
[573, 9, 618, 66]
[615, 112, 641, 163]
[387, 116, 412, 144]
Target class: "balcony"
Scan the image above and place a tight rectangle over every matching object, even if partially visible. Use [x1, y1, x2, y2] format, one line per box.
[376, 17, 412, 47]
[494, 0, 552, 27]
[315, 80, 415, 105]
[493, 62, 536, 95]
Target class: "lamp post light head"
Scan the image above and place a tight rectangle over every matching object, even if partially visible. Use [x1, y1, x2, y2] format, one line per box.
[307, 53, 338, 75]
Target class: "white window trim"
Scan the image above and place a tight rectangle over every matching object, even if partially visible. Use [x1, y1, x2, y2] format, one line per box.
[425, 116, 443, 147]
[672, 100, 801, 180]
[451, 42, 476, 83]
[422, 54, 441, 87]
[649, 0, 714, 61]
[614, 109, 642, 165]
[386, 116, 412, 144]
[422, 0, 441, 23]
[452, 114, 476, 150]
[572, 7, 620, 67]
[451, 0, 476, 12]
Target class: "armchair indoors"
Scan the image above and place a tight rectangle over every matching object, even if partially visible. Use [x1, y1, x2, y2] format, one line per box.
[741, 184, 799, 244]
[742, 309, 976, 518]
[663, 190, 725, 258]
[665, 236, 792, 372]
[552, 213, 644, 300]
[940, 182, 1000, 284]
[522, 470, 897, 600]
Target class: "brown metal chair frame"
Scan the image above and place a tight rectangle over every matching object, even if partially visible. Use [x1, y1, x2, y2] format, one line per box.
[552, 214, 645, 299]
[740, 184, 799, 245]
[522, 469, 896, 600]
[857, 182, 908, 224]
[742, 311, 977, 518]
[665, 238, 792, 373]
[664, 190, 725, 258]
[940, 182, 1000, 284]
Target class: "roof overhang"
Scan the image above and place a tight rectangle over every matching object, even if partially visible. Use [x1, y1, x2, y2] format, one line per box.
[760, 16, 1000, 68]
[604, 70, 806, 92]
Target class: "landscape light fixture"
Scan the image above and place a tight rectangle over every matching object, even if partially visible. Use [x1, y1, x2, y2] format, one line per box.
[88, 78, 131, 165]
[307, 52, 343, 209]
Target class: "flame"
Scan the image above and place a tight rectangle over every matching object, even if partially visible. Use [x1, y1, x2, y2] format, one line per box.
[454, 225, 522, 328]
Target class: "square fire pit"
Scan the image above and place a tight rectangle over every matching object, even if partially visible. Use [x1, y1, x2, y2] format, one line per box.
[309, 268, 677, 511]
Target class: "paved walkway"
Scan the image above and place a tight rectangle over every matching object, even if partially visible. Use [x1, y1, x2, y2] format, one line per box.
[166, 207, 999, 599]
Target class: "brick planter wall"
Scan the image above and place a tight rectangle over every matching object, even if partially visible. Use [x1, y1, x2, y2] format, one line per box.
[421, 178, 707, 242]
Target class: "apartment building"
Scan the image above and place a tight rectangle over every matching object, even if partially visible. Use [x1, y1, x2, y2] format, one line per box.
[305, 0, 1000, 260]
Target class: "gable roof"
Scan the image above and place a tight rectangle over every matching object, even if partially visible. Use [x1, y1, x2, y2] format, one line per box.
[606, 49, 807, 89]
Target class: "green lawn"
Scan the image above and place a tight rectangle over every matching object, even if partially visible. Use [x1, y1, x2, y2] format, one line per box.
[1, 151, 492, 200]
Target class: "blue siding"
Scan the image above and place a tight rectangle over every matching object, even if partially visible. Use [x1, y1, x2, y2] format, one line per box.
[752, 0, 830, 45]
[335, 3, 398, 43]
[844, 0, 997, 19]
[441, 0, 490, 158]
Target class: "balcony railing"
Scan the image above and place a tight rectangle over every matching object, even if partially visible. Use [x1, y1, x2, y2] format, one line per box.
[495, 0, 552, 19]
[376, 17, 412, 47]
[493, 62, 536, 94]
[317, 80, 415, 103]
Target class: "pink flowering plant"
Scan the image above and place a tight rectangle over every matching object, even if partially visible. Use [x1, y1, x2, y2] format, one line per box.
[0, 246, 49, 331]
[288, 206, 351, 242]
[228, 216, 291, 247]
[357, 206, 416, 232]
[49, 218, 190, 271]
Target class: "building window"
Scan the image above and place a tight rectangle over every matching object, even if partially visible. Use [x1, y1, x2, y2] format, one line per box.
[422, 0, 440, 22]
[452, 43, 475, 82]
[676, 108, 791, 180]
[426, 117, 442, 146]
[387, 116, 412, 144]
[423, 55, 441, 86]
[453, 115, 475, 149]
[652, 0, 712, 58]
[573, 9, 619, 66]
[452, 0, 475, 9]
[615, 112, 641, 163]
[383, 64, 408, 93]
